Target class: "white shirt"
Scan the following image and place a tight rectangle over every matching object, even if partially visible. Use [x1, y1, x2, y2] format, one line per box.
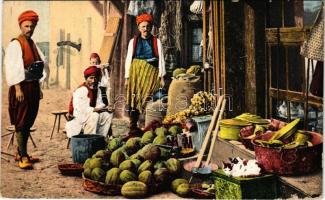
[72, 84, 107, 122]
[72, 86, 94, 124]
[98, 68, 109, 88]
[4, 39, 47, 86]
[65, 84, 108, 138]
[124, 37, 166, 78]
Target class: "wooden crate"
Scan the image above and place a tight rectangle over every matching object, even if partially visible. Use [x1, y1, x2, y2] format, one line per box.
[212, 169, 278, 199]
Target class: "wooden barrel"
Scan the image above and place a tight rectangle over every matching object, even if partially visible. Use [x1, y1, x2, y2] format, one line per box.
[70, 134, 106, 163]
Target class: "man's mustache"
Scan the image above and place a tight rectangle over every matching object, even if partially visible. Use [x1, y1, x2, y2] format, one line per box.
[89, 82, 98, 87]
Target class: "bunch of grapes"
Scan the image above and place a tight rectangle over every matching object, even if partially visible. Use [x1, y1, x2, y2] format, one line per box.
[163, 91, 216, 124]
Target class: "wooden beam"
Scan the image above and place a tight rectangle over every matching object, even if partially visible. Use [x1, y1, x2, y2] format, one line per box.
[269, 88, 323, 108]
[109, 0, 123, 17]
[265, 27, 310, 45]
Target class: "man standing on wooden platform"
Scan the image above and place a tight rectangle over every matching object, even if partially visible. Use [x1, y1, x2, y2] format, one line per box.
[125, 13, 166, 136]
[4, 10, 47, 169]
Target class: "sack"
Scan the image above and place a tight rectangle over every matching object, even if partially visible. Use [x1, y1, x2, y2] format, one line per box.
[25, 61, 44, 80]
[167, 76, 203, 115]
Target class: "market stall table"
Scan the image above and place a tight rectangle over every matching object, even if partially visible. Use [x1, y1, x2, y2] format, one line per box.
[210, 138, 322, 198]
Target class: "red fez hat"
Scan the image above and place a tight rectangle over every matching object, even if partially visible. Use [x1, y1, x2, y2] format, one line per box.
[90, 53, 101, 64]
[18, 10, 39, 25]
[136, 13, 153, 26]
[84, 66, 100, 78]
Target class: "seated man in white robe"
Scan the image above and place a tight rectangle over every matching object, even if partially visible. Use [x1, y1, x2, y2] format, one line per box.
[66, 66, 113, 138]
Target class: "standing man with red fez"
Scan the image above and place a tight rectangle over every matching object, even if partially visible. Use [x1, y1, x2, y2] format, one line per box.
[4, 10, 47, 169]
[65, 66, 113, 139]
[125, 13, 166, 134]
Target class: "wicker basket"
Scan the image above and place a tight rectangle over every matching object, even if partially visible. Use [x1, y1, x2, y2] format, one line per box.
[58, 163, 83, 176]
[82, 174, 122, 195]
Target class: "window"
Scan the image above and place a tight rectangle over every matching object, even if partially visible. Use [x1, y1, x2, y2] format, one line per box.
[304, 1, 322, 26]
[191, 27, 202, 63]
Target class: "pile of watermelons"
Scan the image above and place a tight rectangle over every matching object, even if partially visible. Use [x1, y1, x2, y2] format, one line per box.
[82, 125, 191, 198]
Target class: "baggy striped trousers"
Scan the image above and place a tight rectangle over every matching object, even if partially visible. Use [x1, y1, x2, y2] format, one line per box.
[126, 59, 160, 114]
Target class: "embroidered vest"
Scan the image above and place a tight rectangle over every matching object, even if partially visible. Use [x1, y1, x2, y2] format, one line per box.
[12, 35, 41, 69]
[132, 35, 159, 59]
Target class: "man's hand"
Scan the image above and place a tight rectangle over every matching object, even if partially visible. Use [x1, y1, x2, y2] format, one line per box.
[93, 107, 102, 112]
[40, 89, 43, 99]
[125, 78, 129, 89]
[94, 107, 107, 113]
[14, 84, 24, 102]
[160, 77, 165, 88]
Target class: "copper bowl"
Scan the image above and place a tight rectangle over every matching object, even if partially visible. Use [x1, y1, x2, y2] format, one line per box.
[252, 131, 323, 175]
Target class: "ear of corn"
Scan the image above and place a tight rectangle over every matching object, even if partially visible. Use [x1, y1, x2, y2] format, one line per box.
[255, 139, 284, 147]
[282, 131, 310, 149]
[270, 118, 300, 141]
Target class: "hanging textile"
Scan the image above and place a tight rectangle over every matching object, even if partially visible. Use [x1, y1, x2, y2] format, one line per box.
[300, 4, 324, 97]
[300, 4, 324, 61]
[190, 1, 203, 14]
[158, 0, 183, 72]
[159, 0, 182, 52]
[127, 0, 161, 27]
[310, 61, 323, 97]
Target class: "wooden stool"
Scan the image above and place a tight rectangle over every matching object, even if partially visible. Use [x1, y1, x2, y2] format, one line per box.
[2, 125, 37, 150]
[50, 110, 68, 139]
[67, 138, 71, 149]
[63, 130, 70, 149]
[1, 151, 14, 162]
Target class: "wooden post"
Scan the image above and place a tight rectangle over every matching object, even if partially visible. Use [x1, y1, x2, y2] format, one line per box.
[56, 29, 65, 86]
[244, 3, 257, 114]
[104, 0, 108, 30]
[212, 1, 220, 96]
[115, 0, 131, 118]
[202, 0, 207, 92]
[212, 1, 225, 97]
[220, 0, 226, 96]
[66, 33, 71, 90]
[294, 0, 304, 27]
[285, 47, 291, 121]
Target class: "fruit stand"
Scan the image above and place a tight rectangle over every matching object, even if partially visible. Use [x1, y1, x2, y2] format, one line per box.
[58, 65, 322, 198]
[78, 126, 200, 198]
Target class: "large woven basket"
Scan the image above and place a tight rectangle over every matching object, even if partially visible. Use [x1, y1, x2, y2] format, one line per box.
[82, 174, 122, 195]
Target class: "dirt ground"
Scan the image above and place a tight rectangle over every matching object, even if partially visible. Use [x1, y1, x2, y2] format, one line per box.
[0, 84, 180, 199]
